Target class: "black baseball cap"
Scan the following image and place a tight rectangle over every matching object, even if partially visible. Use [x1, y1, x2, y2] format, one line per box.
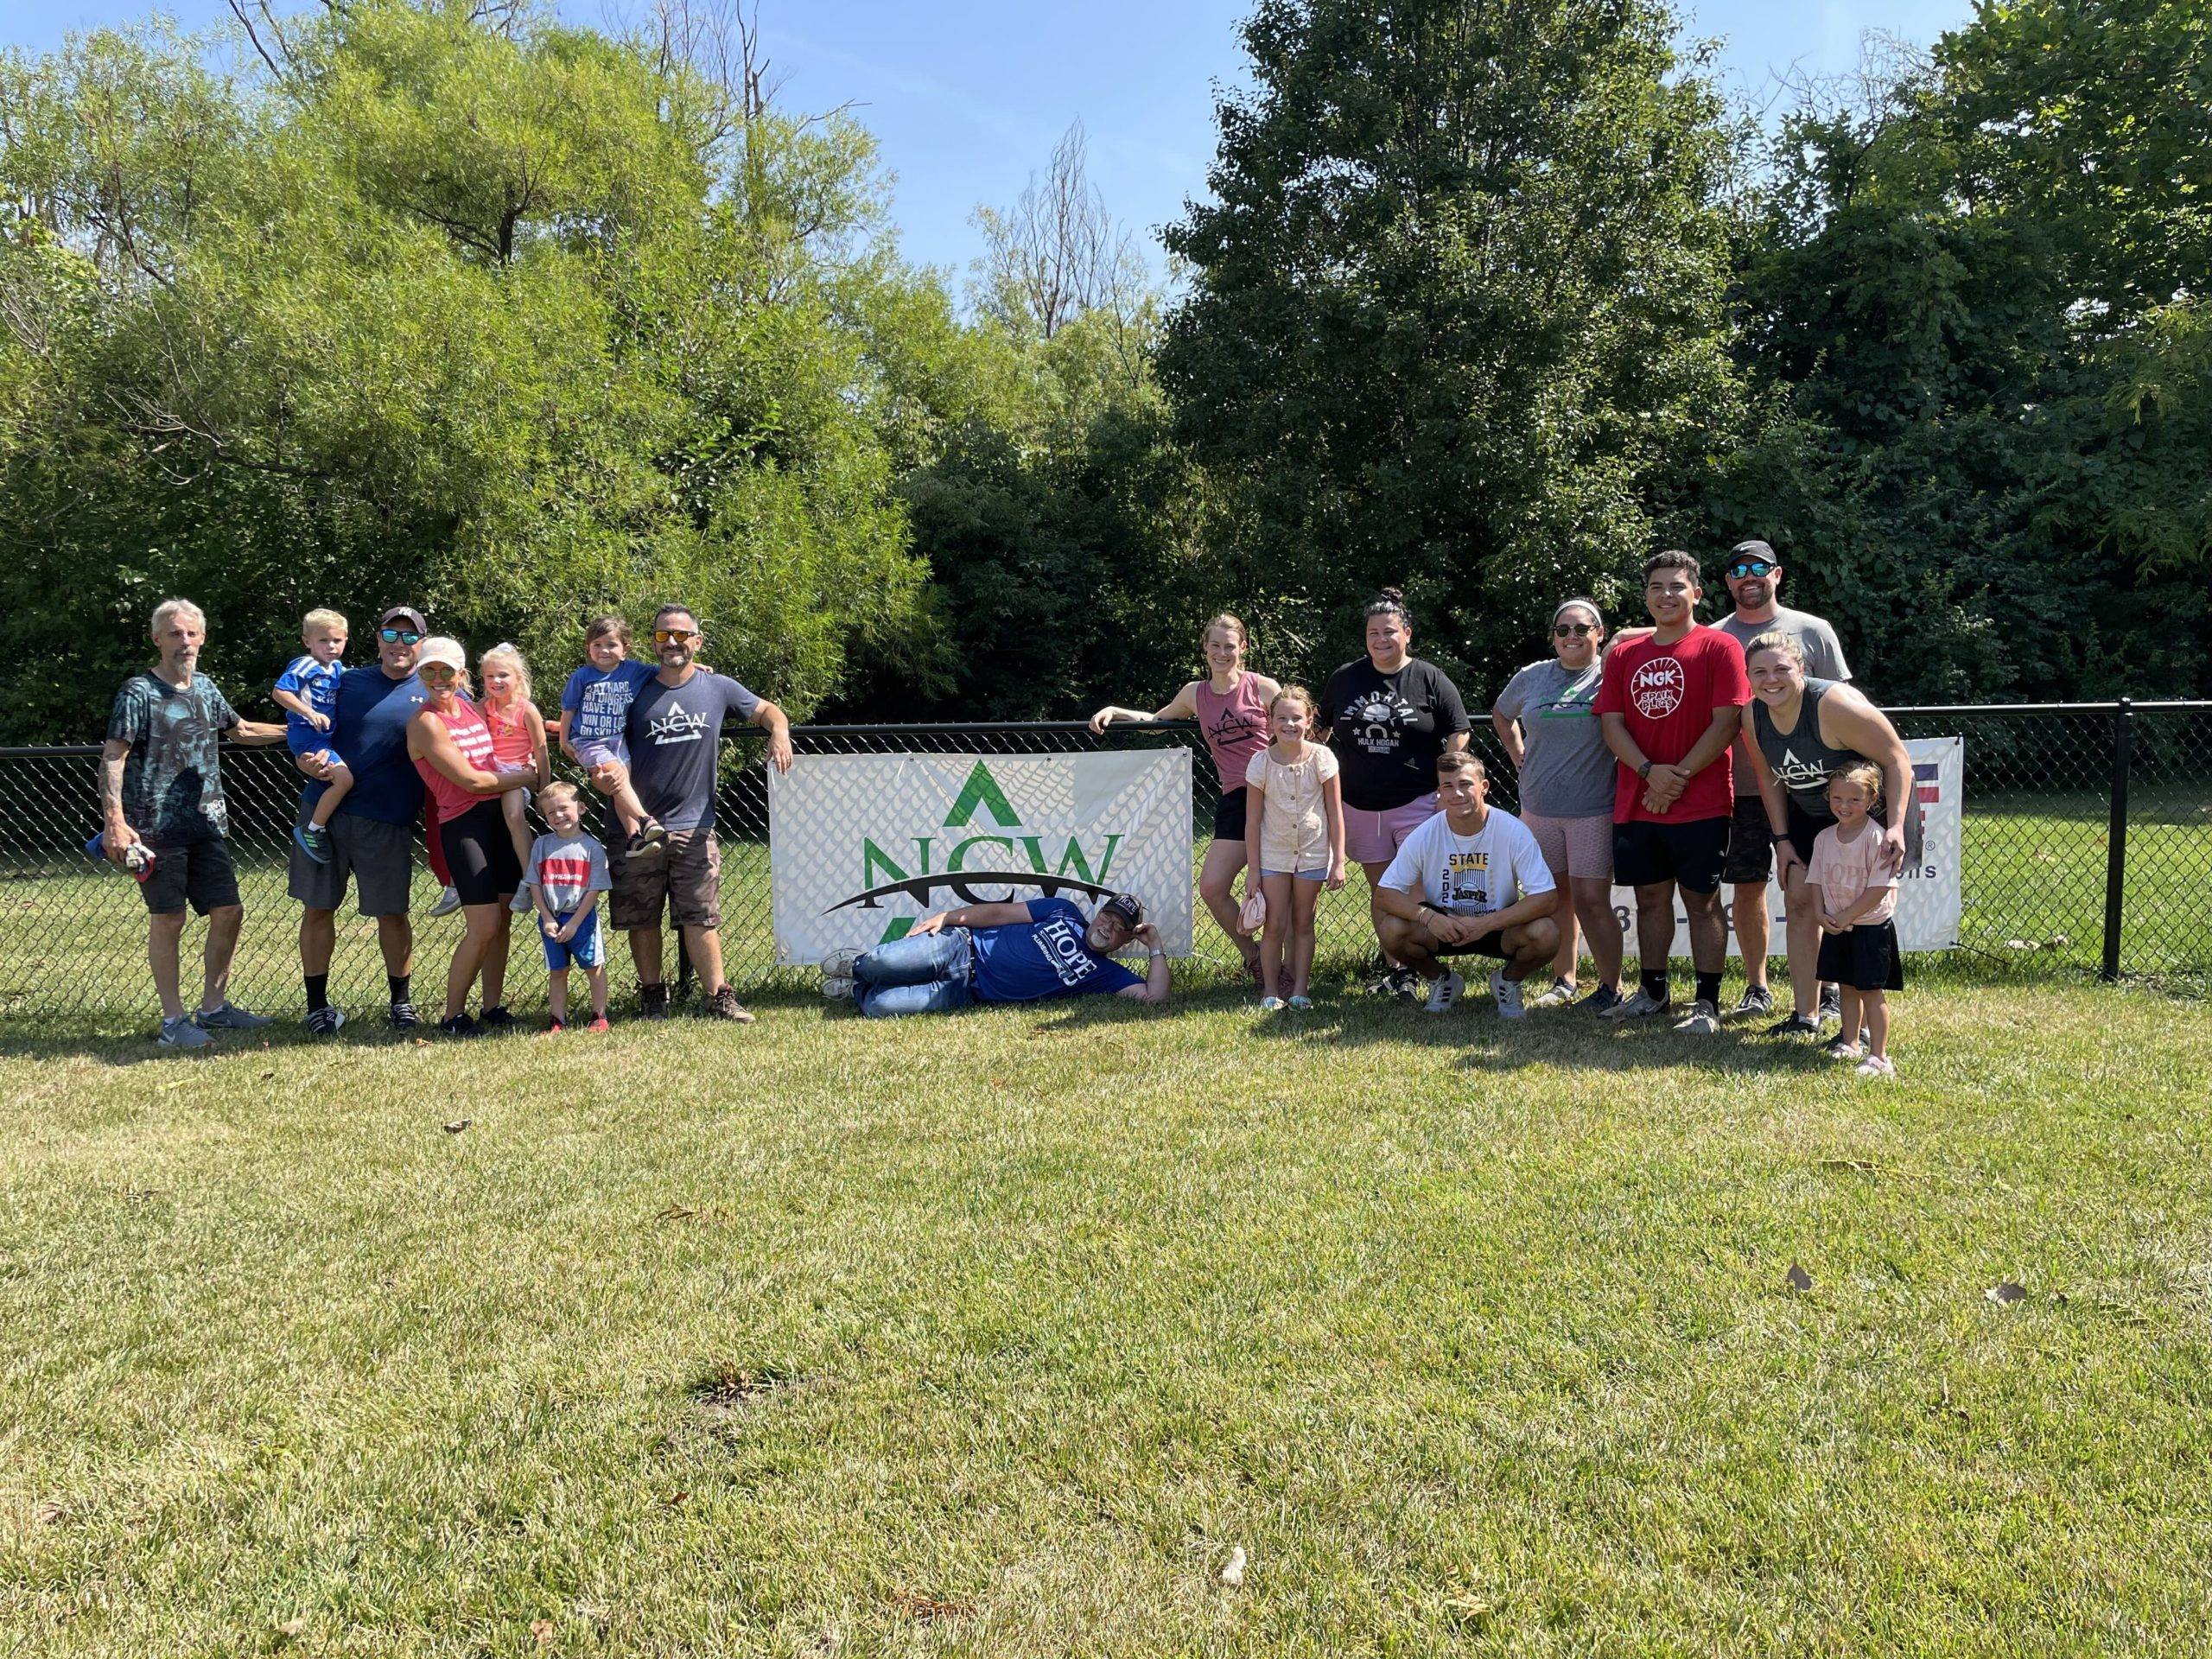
[1099, 893, 1144, 929]
[1728, 540, 1777, 565]
[379, 604, 429, 632]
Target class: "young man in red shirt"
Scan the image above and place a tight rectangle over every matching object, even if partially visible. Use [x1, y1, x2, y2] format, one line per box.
[1594, 550, 1751, 1033]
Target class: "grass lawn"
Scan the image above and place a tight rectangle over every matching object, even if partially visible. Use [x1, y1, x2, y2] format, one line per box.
[3, 967, 2209, 1656]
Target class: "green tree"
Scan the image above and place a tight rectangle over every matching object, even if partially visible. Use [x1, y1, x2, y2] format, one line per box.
[1158, 0, 1745, 695]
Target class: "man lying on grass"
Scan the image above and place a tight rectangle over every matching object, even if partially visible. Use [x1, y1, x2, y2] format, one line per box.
[824, 893, 1170, 1017]
[1372, 751, 1562, 1017]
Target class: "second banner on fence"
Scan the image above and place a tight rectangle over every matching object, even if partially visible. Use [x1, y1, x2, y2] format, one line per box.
[769, 749, 1194, 965]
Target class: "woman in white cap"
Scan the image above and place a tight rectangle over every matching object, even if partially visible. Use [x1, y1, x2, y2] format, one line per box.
[405, 638, 534, 1037]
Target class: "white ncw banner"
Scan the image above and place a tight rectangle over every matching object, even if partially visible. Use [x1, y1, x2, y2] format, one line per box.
[1620, 735, 1964, 957]
[768, 750, 1193, 966]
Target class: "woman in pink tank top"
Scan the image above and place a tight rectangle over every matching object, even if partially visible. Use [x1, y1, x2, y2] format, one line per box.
[1087, 613, 1281, 982]
[405, 638, 534, 1037]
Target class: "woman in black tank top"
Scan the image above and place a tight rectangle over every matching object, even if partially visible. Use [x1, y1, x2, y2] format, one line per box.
[1742, 632, 1917, 1030]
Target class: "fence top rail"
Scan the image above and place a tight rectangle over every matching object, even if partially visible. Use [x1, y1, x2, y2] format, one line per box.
[4, 701, 2208, 760]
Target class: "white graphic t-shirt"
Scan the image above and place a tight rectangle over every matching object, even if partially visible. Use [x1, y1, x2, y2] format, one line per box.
[1380, 807, 1555, 917]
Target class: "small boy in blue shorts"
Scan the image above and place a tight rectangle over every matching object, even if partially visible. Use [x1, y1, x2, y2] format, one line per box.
[271, 608, 353, 864]
[524, 781, 613, 1032]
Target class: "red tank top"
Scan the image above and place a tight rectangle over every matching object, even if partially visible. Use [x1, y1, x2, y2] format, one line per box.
[482, 697, 537, 769]
[1193, 672, 1271, 791]
[414, 699, 498, 820]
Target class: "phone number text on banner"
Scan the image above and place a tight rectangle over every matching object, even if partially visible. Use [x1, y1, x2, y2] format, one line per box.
[769, 750, 1194, 965]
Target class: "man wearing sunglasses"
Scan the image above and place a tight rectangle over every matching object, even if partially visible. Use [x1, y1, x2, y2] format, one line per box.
[1711, 540, 1851, 1023]
[289, 604, 433, 1033]
[601, 602, 792, 1022]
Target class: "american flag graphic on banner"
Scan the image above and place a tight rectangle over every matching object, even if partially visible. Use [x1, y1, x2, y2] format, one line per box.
[1914, 761, 1942, 805]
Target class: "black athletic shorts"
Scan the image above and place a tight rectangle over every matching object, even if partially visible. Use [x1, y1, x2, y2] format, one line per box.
[1613, 816, 1731, 895]
[1212, 785, 1249, 842]
[139, 838, 240, 917]
[1817, 918, 1904, 991]
[436, 799, 523, 907]
[1721, 795, 1775, 884]
[1433, 927, 1511, 961]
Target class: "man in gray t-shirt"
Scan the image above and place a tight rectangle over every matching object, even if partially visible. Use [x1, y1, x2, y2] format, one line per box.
[1712, 540, 1852, 1015]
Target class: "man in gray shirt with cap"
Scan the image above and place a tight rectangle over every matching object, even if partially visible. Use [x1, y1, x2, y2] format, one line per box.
[1711, 540, 1851, 1021]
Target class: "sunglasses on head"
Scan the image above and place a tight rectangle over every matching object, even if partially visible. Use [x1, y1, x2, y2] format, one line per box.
[653, 628, 698, 645]
[1726, 559, 1777, 579]
[1553, 621, 1598, 638]
[379, 626, 423, 645]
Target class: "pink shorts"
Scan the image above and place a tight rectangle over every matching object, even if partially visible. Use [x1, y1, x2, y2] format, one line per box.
[1522, 811, 1614, 882]
[1344, 795, 1438, 866]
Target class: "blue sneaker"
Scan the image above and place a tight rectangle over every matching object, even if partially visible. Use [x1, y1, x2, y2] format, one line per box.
[292, 823, 333, 865]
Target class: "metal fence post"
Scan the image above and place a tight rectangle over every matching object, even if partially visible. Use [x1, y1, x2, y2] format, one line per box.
[2101, 697, 2133, 982]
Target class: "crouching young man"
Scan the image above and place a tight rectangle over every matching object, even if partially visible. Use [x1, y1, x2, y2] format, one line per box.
[829, 892, 1168, 1017]
[1371, 752, 1561, 1017]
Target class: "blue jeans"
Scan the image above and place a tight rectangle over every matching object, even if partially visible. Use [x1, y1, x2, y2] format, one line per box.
[852, 928, 975, 1018]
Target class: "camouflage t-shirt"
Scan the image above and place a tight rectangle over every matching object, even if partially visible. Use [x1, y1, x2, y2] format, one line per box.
[106, 671, 240, 845]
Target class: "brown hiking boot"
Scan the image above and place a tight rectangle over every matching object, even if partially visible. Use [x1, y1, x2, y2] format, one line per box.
[702, 985, 755, 1024]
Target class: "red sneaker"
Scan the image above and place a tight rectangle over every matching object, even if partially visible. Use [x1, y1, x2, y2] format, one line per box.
[587, 1015, 611, 1033]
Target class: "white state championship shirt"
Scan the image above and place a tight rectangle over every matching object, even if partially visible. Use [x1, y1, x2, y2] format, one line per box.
[1380, 807, 1556, 917]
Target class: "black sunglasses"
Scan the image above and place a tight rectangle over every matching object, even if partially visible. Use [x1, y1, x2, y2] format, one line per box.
[1726, 559, 1777, 579]
[1553, 622, 1598, 638]
[378, 626, 423, 645]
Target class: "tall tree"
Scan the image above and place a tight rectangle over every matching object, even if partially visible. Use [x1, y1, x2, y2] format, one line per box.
[1159, 0, 1745, 693]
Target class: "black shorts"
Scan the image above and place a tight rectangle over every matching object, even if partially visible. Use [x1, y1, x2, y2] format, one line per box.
[1212, 785, 1249, 842]
[1816, 918, 1904, 991]
[436, 800, 523, 906]
[1721, 795, 1776, 884]
[1433, 927, 1511, 961]
[140, 838, 240, 917]
[1612, 817, 1730, 894]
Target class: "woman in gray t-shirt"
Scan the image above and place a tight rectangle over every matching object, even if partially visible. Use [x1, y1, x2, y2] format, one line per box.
[1490, 598, 1624, 1011]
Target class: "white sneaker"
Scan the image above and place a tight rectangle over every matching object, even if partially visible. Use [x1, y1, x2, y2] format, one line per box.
[1259, 995, 1287, 1012]
[821, 975, 855, 1001]
[1601, 987, 1670, 1020]
[1525, 976, 1576, 1010]
[1829, 1041, 1866, 1063]
[1423, 970, 1465, 1014]
[1672, 1000, 1721, 1034]
[429, 885, 462, 918]
[1854, 1054, 1897, 1080]
[1491, 969, 1526, 1020]
[820, 947, 861, 979]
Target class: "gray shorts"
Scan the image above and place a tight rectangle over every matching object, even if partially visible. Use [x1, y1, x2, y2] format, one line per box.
[288, 809, 415, 917]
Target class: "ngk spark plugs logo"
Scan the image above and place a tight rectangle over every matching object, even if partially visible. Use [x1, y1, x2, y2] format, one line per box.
[769, 750, 1192, 963]
[1630, 657, 1687, 719]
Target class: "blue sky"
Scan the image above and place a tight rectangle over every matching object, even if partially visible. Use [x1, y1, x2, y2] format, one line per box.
[3, 0, 1976, 278]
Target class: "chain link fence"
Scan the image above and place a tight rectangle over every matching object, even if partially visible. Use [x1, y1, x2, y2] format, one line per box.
[3, 702, 2208, 1021]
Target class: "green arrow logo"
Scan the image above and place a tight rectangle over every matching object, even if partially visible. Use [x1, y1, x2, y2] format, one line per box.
[942, 761, 1020, 830]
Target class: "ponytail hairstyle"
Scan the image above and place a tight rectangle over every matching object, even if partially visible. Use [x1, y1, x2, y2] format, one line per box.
[479, 640, 533, 709]
[1832, 760, 1884, 809]
[1268, 683, 1317, 721]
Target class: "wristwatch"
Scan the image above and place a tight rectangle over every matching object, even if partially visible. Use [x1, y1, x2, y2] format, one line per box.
[1770, 830, 1790, 845]
[1637, 759, 1654, 779]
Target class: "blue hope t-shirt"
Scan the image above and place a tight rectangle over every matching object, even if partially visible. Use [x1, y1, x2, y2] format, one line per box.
[970, 898, 1142, 1003]
[560, 659, 657, 746]
[300, 664, 427, 825]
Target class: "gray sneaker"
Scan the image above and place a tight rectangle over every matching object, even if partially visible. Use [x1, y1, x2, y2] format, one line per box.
[157, 1014, 213, 1049]
[192, 1001, 271, 1031]
[1673, 999, 1723, 1034]
[1601, 988, 1671, 1020]
[1731, 985, 1775, 1018]
[1525, 976, 1577, 1011]
[429, 886, 463, 918]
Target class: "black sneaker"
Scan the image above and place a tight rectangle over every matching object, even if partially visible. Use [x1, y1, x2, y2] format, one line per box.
[305, 1005, 346, 1036]
[1817, 985, 1842, 1023]
[702, 985, 756, 1024]
[1769, 1012, 1821, 1039]
[437, 1013, 479, 1039]
[1578, 983, 1624, 1014]
[1732, 985, 1775, 1018]
[639, 982, 669, 1019]
[1383, 966, 1423, 1001]
[478, 1004, 518, 1030]
[388, 1000, 419, 1032]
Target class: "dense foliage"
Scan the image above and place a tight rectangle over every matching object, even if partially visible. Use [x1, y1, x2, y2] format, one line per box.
[1, 0, 2204, 741]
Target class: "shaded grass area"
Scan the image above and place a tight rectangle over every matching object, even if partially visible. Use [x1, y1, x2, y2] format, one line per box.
[3, 975, 2209, 1655]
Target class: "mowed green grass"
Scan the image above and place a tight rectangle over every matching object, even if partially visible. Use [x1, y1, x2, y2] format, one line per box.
[3, 973, 2209, 1656]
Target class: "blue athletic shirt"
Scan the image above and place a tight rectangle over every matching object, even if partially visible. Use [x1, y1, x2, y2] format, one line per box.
[970, 897, 1142, 1003]
[300, 664, 428, 825]
[275, 654, 344, 757]
[560, 659, 656, 745]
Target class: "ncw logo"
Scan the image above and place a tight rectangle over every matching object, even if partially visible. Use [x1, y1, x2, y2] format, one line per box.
[830, 761, 1125, 943]
[1630, 657, 1687, 719]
